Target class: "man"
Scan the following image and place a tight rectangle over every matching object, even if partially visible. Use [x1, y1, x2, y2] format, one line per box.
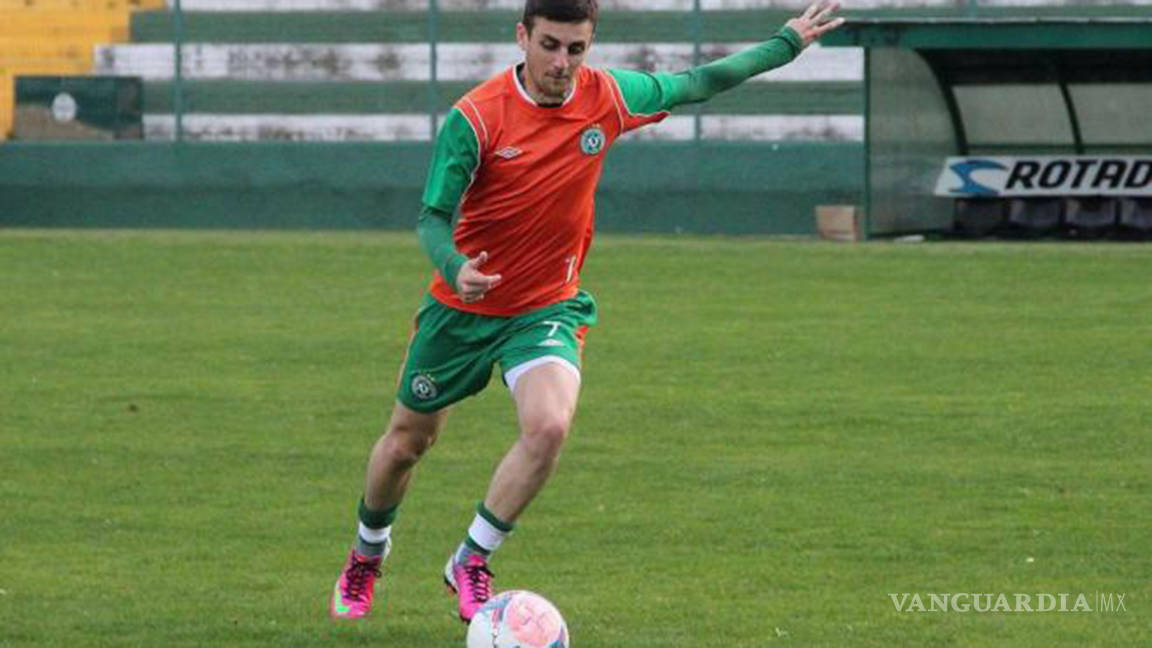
[331, 0, 843, 623]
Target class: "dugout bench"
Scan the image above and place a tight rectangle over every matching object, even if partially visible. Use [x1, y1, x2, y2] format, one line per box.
[822, 18, 1152, 239]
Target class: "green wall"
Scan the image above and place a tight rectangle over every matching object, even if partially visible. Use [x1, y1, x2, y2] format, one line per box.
[0, 141, 861, 234]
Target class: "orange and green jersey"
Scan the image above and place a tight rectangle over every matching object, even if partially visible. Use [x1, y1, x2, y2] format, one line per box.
[418, 26, 803, 316]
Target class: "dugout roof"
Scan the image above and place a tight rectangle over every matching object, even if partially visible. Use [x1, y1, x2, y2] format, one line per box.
[821, 18, 1152, 235]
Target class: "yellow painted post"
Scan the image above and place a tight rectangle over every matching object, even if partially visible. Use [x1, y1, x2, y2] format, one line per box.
[0, 70, 12, 140]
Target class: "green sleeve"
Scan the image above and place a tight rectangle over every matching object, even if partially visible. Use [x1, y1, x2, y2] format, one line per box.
[609, 26, 804, 114]
[417, 206, 467, 288]
[417, 107, 480, 288]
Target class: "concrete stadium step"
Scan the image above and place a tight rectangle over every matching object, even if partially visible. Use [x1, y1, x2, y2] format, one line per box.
[0, 0, 163, 9]
[141, 79, 862, 115]
[0, 37, 100, 66]
[130, 9, 804, 43]
[94, 42, 862, 82]
[126, 0, 1152, 37]
[142, 112, 863, 142]
[144, 80, 475, 114]
[163, 0, 925, 10]
[129, 1, 1152, 44]
[0, 59, 88, 74]
[143, 113, 432, 141]
[0, 9, 130, 39]
[128, 7, 1042, 45]
[154, 0, 1124, 11]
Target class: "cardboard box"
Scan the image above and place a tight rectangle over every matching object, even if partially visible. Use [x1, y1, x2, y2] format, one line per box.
[815, 205, 860, 242]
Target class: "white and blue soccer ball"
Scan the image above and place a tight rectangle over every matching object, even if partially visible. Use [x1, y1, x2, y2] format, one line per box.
[466, 590, 570, 648]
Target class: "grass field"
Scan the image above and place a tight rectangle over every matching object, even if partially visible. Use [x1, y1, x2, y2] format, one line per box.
[1, 230, 1148, 647]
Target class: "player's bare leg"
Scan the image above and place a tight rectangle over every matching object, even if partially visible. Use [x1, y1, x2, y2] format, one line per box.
[488, 363, 581, 521]
[364, 402, 449, 512]
[331, 403, 447, 620]
[444, 361, 581, 622]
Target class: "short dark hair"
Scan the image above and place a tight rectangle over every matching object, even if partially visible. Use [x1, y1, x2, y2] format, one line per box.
[522, 0, 599, 33]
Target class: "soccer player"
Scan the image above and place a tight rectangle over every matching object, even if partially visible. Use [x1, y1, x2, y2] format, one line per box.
[331, 0, 844, 623]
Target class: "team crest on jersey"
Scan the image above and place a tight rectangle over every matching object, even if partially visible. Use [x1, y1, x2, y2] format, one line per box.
[410, 373, 438, 401]
[580, 125, 606, 156]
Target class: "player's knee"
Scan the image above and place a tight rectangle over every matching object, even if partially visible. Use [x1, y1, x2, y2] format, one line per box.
[382, 422, 438, 468]
[382, 435, 429, 469]
[521, 414, 571, 458]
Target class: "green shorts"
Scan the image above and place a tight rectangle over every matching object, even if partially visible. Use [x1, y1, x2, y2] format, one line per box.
[396, 291, 598, 413]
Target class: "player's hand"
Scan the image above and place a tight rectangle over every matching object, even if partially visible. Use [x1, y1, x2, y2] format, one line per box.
[456, 251, 502, 303]
[785, 1, 845, 49]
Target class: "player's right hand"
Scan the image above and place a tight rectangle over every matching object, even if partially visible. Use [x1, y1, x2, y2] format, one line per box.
[456, 251, 502, 303]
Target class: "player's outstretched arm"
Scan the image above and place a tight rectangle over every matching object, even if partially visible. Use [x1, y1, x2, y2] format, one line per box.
[670, 1, 843, 104]
[609, 1, 844, 113]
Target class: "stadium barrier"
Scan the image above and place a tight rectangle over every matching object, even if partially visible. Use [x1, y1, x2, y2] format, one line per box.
[0, 140, 862, 233]
[2, 0, 1150, 232]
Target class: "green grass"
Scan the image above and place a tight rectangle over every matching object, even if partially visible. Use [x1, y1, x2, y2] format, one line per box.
[1, 230, 1148, 647]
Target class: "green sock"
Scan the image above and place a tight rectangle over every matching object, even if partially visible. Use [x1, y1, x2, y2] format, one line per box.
[454, 502, 514, 564]
[356, 497, 398, 558]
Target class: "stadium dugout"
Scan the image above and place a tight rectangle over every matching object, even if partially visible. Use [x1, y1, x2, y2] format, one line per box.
[822, 18, 1152, 240]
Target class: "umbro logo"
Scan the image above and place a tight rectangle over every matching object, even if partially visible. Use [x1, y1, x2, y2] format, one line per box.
[537, 339, 565, 348]
[495, 146, 524, 160]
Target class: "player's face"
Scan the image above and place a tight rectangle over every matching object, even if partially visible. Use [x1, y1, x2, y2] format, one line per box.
[516, 18, 594, 103]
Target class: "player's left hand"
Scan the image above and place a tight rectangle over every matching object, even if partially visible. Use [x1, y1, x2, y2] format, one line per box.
[456, 250, 502, 303]
[786, 1, 845, 48]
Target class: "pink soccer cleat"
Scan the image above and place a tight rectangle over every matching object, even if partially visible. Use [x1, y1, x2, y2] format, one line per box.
[443, 554, 494, 623]
[330, 550, 382, 620]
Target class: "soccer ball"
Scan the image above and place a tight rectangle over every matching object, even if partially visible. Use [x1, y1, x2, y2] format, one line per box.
[466, 590, 570, 648]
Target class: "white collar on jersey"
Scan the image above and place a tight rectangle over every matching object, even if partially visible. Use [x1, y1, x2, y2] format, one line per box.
[513, 63, 580, 108]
